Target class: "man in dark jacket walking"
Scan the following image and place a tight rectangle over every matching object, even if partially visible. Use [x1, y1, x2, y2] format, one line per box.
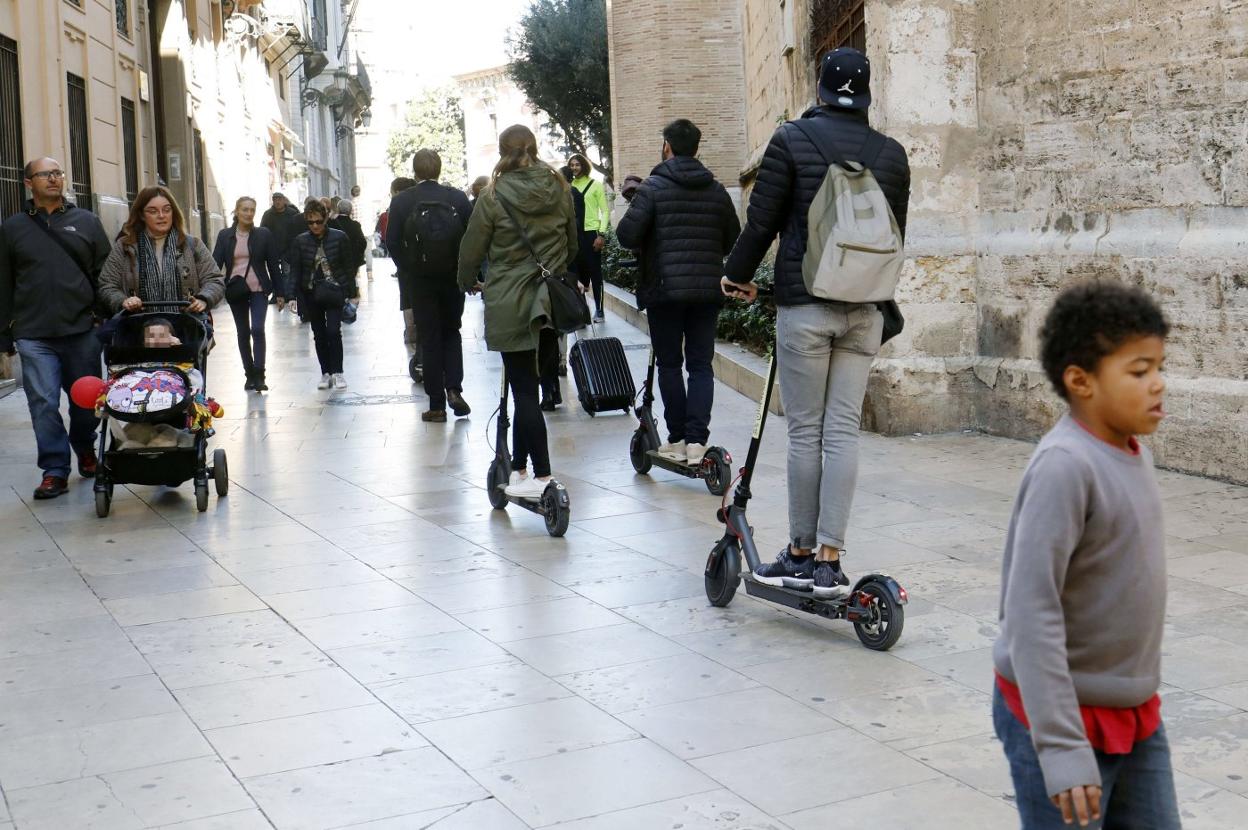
[0, 157, 112, 499]
[386, 149, 473, 421]
[260, 192, 306, 303]
[722, 48, 910, 598]
[617, 119, 741, 466]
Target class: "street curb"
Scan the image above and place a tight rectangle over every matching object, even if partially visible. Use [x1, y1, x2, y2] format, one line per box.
[603, 283, 782, 414]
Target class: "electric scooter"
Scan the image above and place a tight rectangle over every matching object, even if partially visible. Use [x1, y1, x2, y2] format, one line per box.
[629, 348, 733, 496]
[485, 369, 571, 537]
[702, 355, 908, 651]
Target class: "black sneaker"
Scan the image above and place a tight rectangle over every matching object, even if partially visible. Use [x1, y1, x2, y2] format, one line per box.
[753, 547, 814, 589]
[812, 559, 850, 599]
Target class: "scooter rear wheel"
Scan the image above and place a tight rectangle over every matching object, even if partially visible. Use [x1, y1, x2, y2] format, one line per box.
[487, 459, 509, 510]
[704, 538, 741, 607]
[702, 447, 732, 496]
[853, 581, 905, 651]
[629, 429, 653, 474]
[542, 484, 570, 537]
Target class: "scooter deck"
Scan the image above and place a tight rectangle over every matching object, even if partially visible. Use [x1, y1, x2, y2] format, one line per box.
[741, 574, 857, 621]
[646, 450, 698, 473]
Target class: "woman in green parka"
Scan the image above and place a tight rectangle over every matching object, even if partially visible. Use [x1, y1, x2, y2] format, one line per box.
[458, 124, 579, 500]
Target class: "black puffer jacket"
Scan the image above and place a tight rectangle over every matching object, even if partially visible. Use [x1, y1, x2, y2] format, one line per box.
[286, 228, 359, 301]
[616, 156, 741, 309]
[724, 106, 910, 306]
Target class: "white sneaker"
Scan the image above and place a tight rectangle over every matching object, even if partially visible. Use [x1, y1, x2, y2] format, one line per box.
[657, 440, 686, 461]
[504, 476, 549, 500]
[686, 443, 708, 466]
[332, 373, 348, 389]
[317, 374, 331, 390]
[506, 470, 529, 489]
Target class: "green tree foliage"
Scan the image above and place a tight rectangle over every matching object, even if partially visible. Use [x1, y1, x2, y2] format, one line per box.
[387, 87, 467, 188]
[507, 0, 613, 184]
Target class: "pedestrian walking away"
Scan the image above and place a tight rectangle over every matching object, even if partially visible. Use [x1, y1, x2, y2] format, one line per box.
[722, 47, 910, 598]
[458, 124, 579, 501]
[387, 149, 473, 421]
[0, 156, 112, 499]
[260, 192, 307, 307]
[330, 198, 369, 283]
[98, 186, 225, 319]
[288, 198, 359, 390]
[212, 196, 285, 392]
[993, 281, 1179, 829]
[568, 153, 609, 322]
[616, 118, 741, 467]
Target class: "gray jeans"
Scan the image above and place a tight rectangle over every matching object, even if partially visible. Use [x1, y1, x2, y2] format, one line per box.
[776, 302, 883, 551]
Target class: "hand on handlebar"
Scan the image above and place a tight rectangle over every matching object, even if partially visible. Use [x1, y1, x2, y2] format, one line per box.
[186, 298, 207, 314]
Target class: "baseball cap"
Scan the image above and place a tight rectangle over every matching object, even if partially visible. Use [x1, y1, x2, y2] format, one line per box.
[818, 47, 871, 110]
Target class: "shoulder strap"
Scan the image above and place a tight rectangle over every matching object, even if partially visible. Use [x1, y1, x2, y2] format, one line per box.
[495, 193, 550, 275]
[792, 119, 887, 172]
[860, 130, 887, 168]
[577, 181, 592, 197]
[24, 211, 92, 283]
[790, 119, 848, 171]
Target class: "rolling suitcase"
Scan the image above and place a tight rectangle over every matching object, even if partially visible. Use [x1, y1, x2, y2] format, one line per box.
[568, 326, 636, 416]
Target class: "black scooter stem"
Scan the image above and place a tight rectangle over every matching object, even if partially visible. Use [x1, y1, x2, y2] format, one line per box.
[734, 355, 777, 507]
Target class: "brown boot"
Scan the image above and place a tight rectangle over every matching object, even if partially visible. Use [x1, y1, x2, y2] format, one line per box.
[422, 410, 447, 423]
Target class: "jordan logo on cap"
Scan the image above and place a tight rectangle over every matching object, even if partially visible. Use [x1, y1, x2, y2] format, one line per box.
[837, 80, 854, 94]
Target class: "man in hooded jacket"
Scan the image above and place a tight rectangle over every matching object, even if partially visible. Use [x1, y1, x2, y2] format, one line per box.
[616, 119, 741, 467]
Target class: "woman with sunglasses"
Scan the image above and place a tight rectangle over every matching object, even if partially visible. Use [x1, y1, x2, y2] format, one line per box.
[287, 198, 358, 390]
[98, 186, 224, 315]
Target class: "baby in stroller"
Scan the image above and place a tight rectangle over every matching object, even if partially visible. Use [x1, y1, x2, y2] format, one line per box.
[92, 305, 228, 516]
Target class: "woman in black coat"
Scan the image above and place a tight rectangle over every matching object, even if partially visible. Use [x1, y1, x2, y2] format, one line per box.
[212, 196, 284, 391]
[329, 199, 368, 275]
[288, 198, 359, 390]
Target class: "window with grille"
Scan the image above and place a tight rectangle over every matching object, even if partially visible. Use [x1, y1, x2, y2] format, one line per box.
[116, 0, 129, 36]
[121, 97, 138, 202]
[193, 128, 208, 239]
[0, 35, 23, 219]
[810, 0, 865, 65]
[67, 73, 93, 208]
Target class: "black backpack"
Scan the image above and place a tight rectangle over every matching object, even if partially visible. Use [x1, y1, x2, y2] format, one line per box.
[401, 200, 464, 276]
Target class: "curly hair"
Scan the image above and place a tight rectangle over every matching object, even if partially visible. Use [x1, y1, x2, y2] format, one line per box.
[1039, 280, 1170, 400]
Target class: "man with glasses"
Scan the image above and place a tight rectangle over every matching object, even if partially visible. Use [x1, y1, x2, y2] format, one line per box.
[0, 157, 111, 499]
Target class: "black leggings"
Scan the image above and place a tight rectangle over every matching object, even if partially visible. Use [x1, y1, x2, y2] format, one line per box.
[229, 291, 268, 374]
[502, 338, 554, 478]
[576, 230, 604, 314]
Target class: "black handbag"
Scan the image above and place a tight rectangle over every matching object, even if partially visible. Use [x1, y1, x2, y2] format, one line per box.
[224, 275, 250, 304]
[313, 279, 345, 309]
[496, 193, 591, 335]
[879, 300, 905, 345]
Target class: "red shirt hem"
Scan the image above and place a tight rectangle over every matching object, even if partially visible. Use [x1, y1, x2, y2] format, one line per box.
[995, 671, 1161, 755]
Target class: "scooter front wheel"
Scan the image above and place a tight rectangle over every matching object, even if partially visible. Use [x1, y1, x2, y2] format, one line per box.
[704, 538, 741, 607]
[487, 458, 510, 510]
[853, 581, 905, 651]
[542, 483, 570, 537]
[629, 429, 653, 474]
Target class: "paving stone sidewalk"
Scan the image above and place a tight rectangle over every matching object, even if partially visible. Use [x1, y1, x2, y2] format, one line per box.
[1, 263, 1246, 829]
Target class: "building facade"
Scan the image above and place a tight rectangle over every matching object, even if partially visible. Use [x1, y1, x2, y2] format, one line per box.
[455, 65, 567, 183]
[0, 0, 369, 382]
[606, 0, 1248, 482]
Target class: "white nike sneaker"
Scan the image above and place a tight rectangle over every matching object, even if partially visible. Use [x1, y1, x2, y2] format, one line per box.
[657, 440, 686, 461]
[317, 374, 331, 390]
[505, 475, 549, 500]
[332, 373, 348, 389]
[686, 443, 708, 466]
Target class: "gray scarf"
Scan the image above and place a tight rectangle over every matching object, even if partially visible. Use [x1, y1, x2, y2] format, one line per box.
[137, 229, 182, 303]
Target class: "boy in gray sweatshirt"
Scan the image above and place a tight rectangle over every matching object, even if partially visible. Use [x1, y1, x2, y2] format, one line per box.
[993, 281, 1178, 829]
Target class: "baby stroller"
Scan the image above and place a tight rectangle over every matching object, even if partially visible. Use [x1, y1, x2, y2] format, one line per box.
[93, 301, 228, 517]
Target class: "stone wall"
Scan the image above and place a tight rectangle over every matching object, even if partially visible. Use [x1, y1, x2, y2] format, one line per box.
[605, 0, 748, 202]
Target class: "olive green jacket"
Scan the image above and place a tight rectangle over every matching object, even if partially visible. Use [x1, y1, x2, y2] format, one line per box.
[457, 164, 579, 352]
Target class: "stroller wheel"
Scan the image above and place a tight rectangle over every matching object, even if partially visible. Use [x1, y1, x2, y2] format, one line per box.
[95, 488, 111, 518]
[212, 449, 229, 497]
[195, 480, 209, 512]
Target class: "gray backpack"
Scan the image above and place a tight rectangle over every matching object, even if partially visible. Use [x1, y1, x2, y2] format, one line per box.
[793, 121, 904, 304]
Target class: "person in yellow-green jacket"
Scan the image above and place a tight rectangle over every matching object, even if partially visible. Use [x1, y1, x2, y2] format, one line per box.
[568, 153, 609, 321]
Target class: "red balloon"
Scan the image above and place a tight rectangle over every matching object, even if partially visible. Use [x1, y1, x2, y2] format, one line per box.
[70, 376, 106, 409]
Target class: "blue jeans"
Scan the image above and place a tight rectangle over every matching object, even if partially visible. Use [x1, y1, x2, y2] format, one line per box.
[646, 302, 718, 446]
[229, 291, 268, 374]
[992, 686, 1180, 829]
[16, 331, 101, 479]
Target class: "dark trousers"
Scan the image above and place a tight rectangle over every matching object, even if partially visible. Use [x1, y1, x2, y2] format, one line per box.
[993, 687, 1180, 829]
[15, 331, 101, 479]
[576, 230, 604, 314]
[229, 291, 268, 375]
[412, 287, 465, 410]
[647, 302, 718, 445]
[308, 302, 344, 374]
[502, 347, 551, 478]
